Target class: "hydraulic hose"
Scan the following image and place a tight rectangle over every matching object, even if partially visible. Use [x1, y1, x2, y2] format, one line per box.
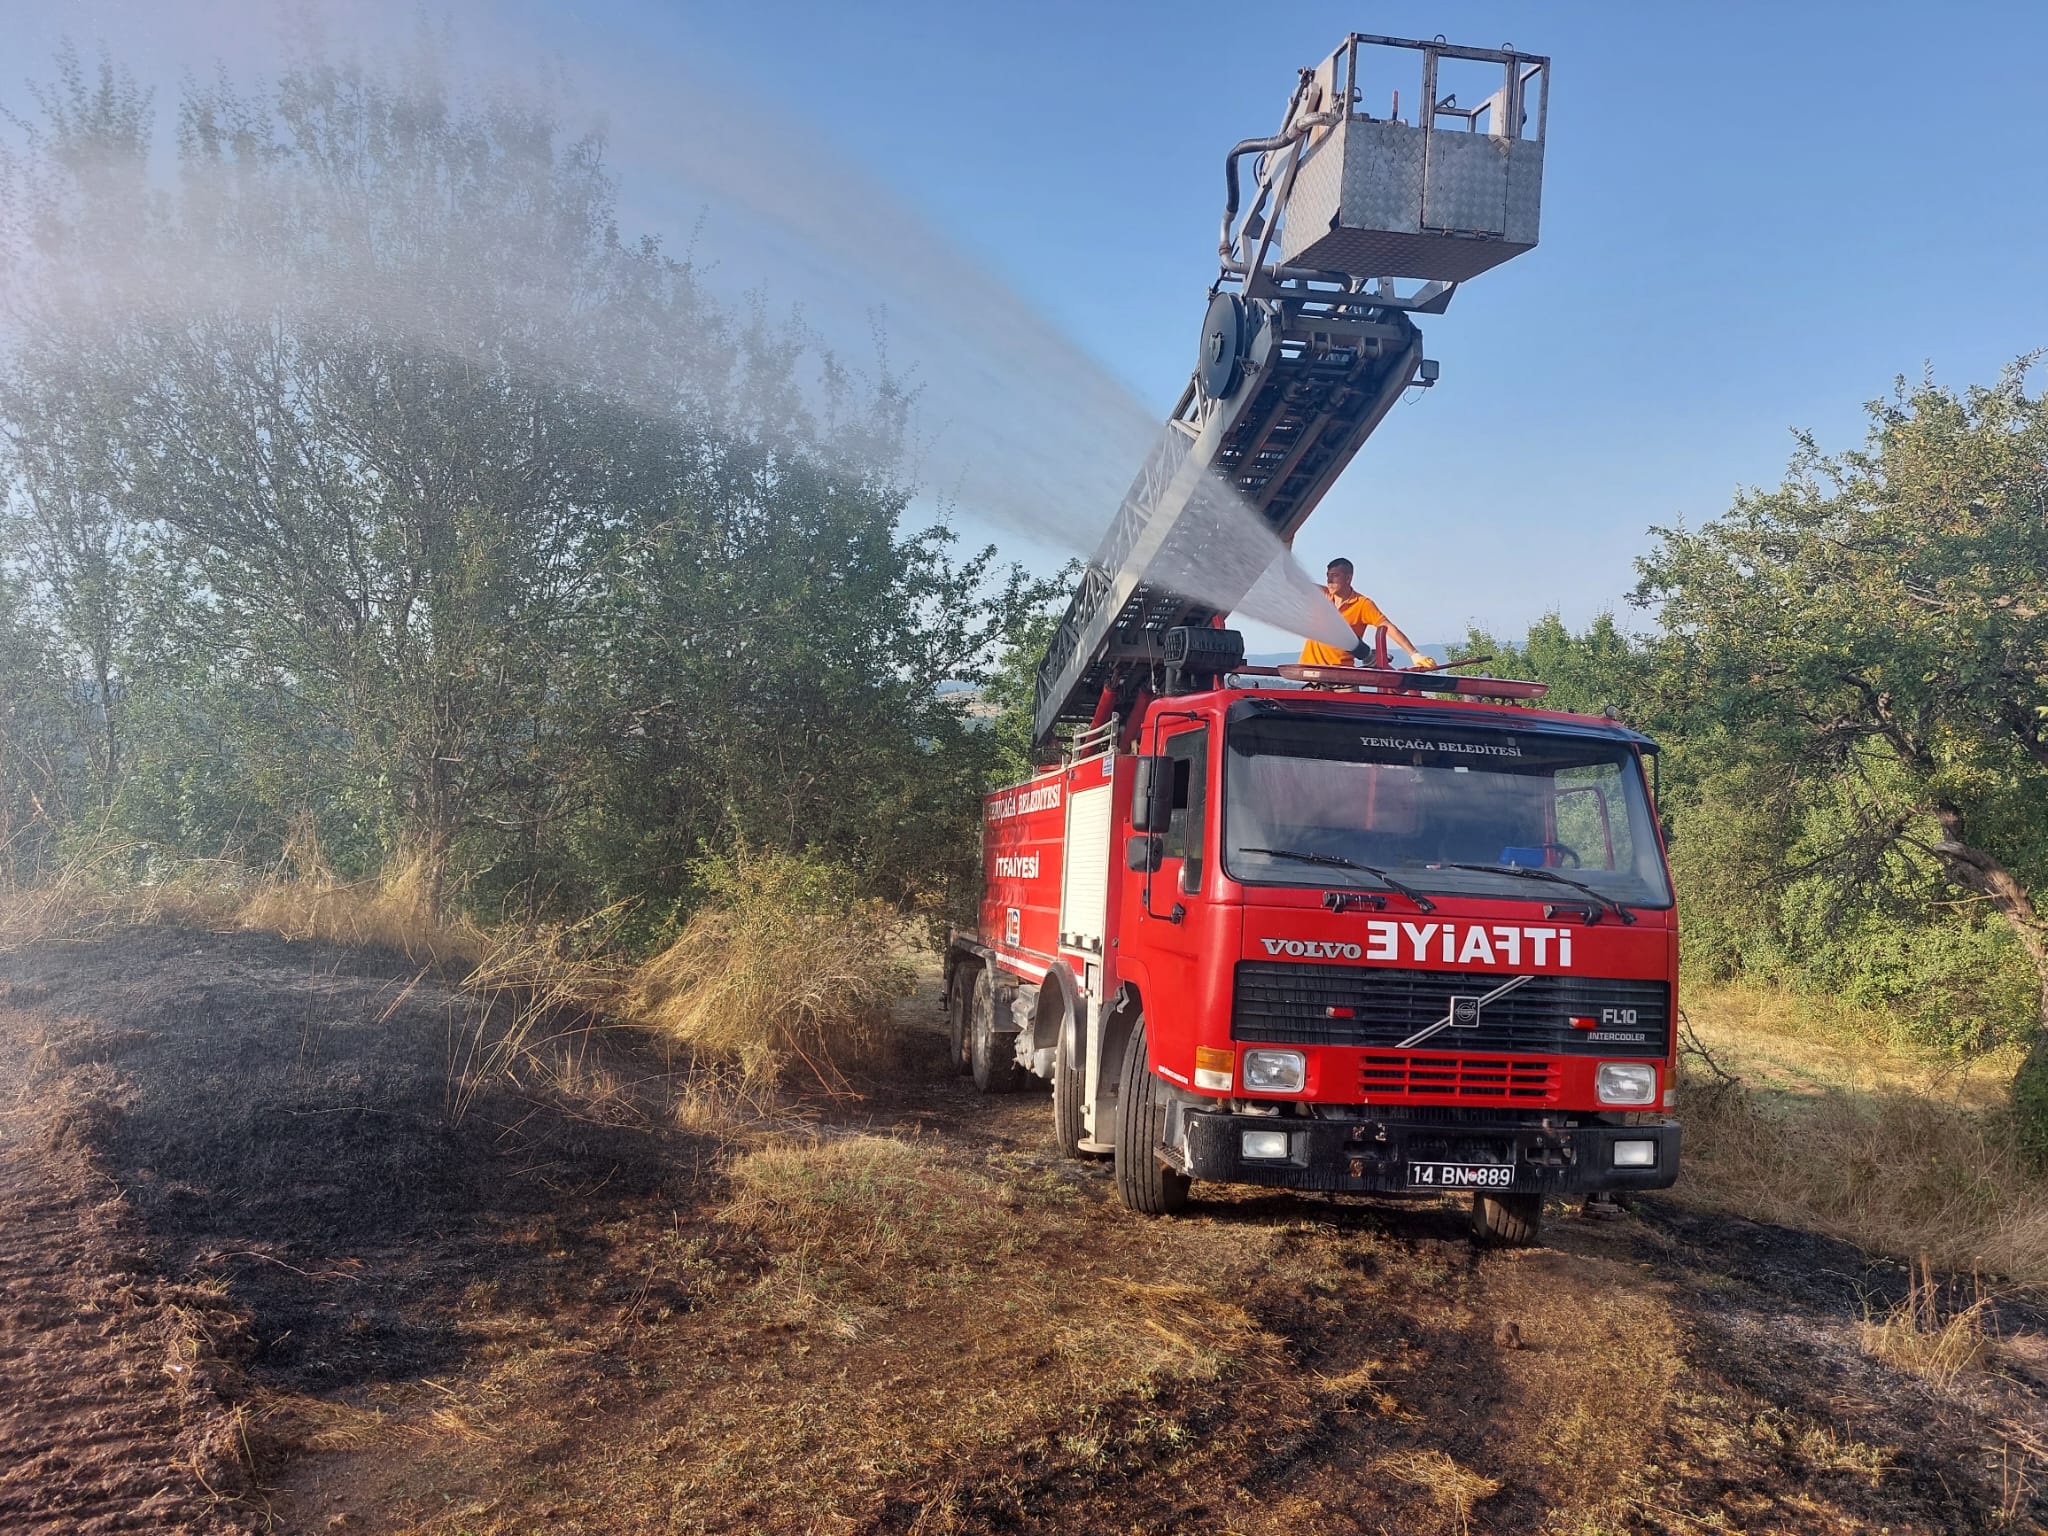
[1219, 133, 1296, 259]
[1219, 73, 1317, 260]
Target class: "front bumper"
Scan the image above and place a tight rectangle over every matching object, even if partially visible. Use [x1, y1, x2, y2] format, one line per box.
[1179, 1110, 1680, 1195]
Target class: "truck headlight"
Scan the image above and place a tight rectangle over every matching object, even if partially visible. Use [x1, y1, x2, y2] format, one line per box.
[1596, 1062, 1657, 1106]
[1241, 1129, 1291, 1160]
[1612, 1138, 1657, 1168]
[1242, 1049, 1306, 1093]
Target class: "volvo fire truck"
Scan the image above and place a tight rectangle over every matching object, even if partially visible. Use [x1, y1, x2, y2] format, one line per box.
[946, 33, 1679, 1244]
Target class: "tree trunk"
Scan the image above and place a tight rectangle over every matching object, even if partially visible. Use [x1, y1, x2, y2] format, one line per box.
[408, 678, 466, 924]
[94, 652, 118, 810]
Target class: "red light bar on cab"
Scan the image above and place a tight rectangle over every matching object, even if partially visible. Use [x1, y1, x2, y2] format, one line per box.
[1276, 664, 1549, 700]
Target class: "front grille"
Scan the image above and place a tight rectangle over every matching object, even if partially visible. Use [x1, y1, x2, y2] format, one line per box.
[1317, 1104, 1578, 1127]
[1360, 1052, 1559, 1104]
[1233, 962, 1669, 1057]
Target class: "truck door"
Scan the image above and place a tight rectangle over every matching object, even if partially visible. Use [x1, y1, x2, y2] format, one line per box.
[1132, 723, 1222, 1056]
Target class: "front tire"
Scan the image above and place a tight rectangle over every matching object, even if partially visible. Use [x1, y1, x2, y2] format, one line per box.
[1472, 1192, 1544, 1246]
[969, 967, 1024, 1094]
[1113, 1018, 1190, 1215]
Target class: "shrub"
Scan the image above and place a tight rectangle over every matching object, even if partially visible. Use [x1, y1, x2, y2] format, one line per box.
[627, 846, 913, 1087]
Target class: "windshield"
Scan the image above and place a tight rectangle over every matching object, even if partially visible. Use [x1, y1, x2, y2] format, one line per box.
[1223, 714, 1673, 908]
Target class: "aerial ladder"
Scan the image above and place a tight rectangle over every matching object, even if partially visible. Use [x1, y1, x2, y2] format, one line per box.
[1031, 33, 1549, 753]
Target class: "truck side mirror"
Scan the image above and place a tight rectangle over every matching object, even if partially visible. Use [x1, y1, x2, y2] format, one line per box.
[1130, 755, 1171, 831]
[1125, 834, 1163, 872]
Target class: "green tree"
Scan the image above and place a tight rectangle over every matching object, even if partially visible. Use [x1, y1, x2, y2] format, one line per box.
[1635, 364, 2048, 1131]
[0, 49, 154, 813]
[557, 433, 1041, 933]
[981, 561, 1079, 785]
[0, 39, 1039, 934]
[1463, 611, 1659, 724]
[0, 569, 78, 875]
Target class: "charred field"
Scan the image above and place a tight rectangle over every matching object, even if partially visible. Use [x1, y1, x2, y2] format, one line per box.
[2, 926, 2046, 1535]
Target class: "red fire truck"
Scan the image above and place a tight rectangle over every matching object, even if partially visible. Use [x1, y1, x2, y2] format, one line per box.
[946, 644, 1679, 1244]
[944, 33, 1678, 1242]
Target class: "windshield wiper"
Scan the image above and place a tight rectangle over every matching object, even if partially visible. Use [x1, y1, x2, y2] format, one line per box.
[1238, 848, 1436, 913]
[1438, 862, 1636, 925]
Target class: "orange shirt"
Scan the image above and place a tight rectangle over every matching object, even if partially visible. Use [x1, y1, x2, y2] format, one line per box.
[1299, 591, 1386, 667]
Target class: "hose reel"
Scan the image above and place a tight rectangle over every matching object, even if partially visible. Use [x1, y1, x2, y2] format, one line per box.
[1196, 293, 1253, 401]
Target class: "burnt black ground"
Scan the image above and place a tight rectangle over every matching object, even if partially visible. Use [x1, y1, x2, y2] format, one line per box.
[4, 928, 707, 1391]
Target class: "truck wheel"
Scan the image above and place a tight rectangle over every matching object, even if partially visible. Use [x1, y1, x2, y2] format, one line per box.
[1113, 1019, 1190, 1215]
[1052, 1017, 1085, 1157]
[1472, 1192, 1544, 1247]
[946, 964, 975, 1075]
[969, 967, 1024, 1094]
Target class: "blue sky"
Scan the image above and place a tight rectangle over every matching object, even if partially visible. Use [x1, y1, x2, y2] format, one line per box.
[9, 0, 2047, 647]
[625, 0, 2048, 643]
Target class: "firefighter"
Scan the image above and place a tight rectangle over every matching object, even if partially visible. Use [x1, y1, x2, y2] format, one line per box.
[1299, 558, 1438, 669]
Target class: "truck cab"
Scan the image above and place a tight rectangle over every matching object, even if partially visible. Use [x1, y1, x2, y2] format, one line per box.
[951, 665, 1680, 1246]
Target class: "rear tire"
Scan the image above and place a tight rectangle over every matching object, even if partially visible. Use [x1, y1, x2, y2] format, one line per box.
[1472, 1192, 1544, 1247]
[969, 967, 1024, 1094]
[1113, 1018, 1190, 1215]
[946, 963, 975, 1075]
[1052, 1016, 1085, 1157]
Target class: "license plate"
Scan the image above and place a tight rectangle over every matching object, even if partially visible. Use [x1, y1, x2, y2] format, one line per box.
[1408, 1161, 1518, 1190]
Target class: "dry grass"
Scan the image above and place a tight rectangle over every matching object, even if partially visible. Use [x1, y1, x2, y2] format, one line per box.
[719, 1134, 1003, 1262]
[1685, 982, 2020, 1110]
[1371, 1449, 1501, 1530]
[1680, 985, 2048, 1284]
[1861, 1299, 1994, 1388]
[627, 848, 913, 1089]
[0, 821, 485, 965]
[673, 1063, 782, 1133]
[445, 906, 635, 1123]
[729, 1145, 1281, 1404]
[1858, 1254, 1996, 1389]
[1057, 1279, 1276, 1398]
[0, 836, 235, 948]
[251, 1388, 495, 1454]
[252, 1391, 404, 1454]
[235, 849, 484, 966]
[716, 1133, 1019, 1341]
[712, 1134, 1287, 1474]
